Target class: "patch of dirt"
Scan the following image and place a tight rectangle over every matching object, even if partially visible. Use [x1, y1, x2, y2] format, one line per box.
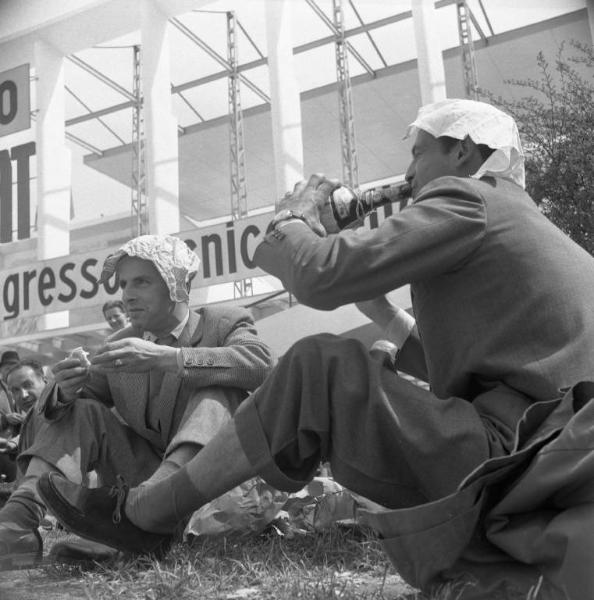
[334, 571, 413, 597]
[0, 567, 414, 600]
[0, 567, 89, 600]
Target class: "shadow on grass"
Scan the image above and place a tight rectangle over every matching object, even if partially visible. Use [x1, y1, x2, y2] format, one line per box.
[0, 524, 479, 600]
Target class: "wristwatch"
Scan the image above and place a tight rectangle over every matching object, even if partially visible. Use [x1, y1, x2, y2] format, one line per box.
[267, 209, 308, 233]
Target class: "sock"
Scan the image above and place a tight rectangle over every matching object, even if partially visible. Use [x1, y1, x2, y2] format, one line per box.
[142, 459, 180, 487]
[143, 443, 201, 487]
[126, 421, 256, 534]
[125, 465, 207, 534]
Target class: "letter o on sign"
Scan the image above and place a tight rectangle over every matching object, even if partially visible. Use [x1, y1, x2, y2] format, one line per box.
[0, 64, 30, 137]
[0, 80, 17, 125]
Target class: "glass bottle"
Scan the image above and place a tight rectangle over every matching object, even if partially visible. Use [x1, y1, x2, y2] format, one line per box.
[319, 182, 411, 233]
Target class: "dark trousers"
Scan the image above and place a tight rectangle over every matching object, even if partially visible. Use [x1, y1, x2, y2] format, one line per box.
[235, 334, 528, 508]
[20, 387, 243, 487]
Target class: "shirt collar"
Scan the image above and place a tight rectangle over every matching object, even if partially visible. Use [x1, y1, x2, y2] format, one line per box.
[143, 309, 190, 343]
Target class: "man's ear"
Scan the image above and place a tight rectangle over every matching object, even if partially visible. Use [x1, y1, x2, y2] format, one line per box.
[457, 135, 472, 159]
[456, 136, 483, 172]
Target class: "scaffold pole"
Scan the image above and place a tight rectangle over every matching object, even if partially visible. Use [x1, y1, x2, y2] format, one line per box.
[333, 0, 359, 189]
[131, 44, 147, 235]
[456, 0, 479, 99]
[227, 12, 253, 298]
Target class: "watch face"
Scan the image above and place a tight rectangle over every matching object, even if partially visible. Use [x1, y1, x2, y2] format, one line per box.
[271, 209, 307, 232]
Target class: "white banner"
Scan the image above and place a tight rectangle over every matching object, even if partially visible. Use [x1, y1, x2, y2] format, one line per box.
[0, 212, 273, 322]
[0, 198, 410, 322]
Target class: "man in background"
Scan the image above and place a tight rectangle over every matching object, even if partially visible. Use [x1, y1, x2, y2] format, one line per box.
[0, 361, 48, 470]
[0, 361, 48, 511]
[0, 351, 19, 416]
[102, 300, 129, 333]
[0, 351, 21, 483]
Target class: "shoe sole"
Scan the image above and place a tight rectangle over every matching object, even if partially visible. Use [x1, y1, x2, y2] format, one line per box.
[48, 553, 118, 568]
[49, 540, 121, 566]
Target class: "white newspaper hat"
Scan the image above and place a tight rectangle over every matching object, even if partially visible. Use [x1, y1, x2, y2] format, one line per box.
[100, 235, 201, 303]
[406, 98, 525, 188]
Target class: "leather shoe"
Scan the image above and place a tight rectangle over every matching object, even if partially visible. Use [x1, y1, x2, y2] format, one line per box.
[37, 472, 171, 557]
[0, 525, 43, 570]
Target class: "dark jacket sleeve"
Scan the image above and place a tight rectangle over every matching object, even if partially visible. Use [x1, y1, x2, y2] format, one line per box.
[254, 177, 487, 310]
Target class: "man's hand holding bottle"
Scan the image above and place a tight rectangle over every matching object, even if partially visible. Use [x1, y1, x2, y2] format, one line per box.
[272, 173, 340, 237]
[274, 173, 412, 235]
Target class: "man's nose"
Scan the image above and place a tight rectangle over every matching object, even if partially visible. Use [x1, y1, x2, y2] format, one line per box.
[121, 288, 133, 302]
[405, 163, 414, 183]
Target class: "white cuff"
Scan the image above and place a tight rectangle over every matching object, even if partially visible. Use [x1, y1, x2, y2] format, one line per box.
[385, 308, 416, 348]
[275, 218, 310, 230]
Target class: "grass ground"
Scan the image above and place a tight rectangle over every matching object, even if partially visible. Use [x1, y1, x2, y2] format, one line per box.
[0, 524, 433, 600]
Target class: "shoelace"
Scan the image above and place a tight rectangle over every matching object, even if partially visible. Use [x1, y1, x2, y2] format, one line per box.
[108, 475, 129, 524]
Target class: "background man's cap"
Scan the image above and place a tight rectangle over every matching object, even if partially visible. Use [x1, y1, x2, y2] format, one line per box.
[0, 351, 20, 367]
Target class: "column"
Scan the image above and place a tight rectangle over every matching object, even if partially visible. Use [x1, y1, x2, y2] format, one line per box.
[35, 39, 71, 329]
[265, 0, 304, 198]
[141, 0, 180, 234]
[411, 0, 447, 104]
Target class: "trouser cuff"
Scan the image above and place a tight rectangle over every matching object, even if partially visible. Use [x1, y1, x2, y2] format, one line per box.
[234, 400, 309, 493]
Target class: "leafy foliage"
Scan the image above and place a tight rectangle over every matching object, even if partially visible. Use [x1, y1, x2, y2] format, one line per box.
[485, 41, 594, 254]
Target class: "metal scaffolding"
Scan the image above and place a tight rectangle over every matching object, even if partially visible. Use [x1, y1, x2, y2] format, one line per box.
[59, 1, 502, 160]
[130, 44, 147, 236]
[227, 11, 252, 298]
[227, 11, 247, 223]
[456, 0, 479, 100]
[333, 0, 359, 188]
